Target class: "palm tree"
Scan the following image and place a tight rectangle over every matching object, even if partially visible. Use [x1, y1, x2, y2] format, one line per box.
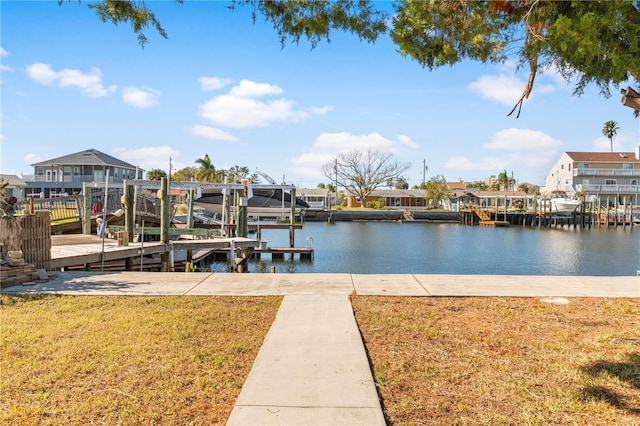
[602, 120, 619, 152]
[194, 154, 216, 182]
[395, 177, 409, 189]
[146, 168, 167, 180]
[497, 170, 510, 191]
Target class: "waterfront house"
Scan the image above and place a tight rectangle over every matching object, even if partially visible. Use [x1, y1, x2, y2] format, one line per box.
[23, 148, 144, 198]
[0, 174, 28, 200]
[297, 188, 332, 210]
[446, 190, 532, 212]
[541, 149, 640, 207]
[346, 189, 427, 209]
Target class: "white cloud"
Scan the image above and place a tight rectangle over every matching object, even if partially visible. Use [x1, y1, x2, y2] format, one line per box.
[122, 86, 160, 108]
[26, 62, 58, 84]
[0, 47, 11, 72]
[592, 133, 634, 152]
[24, 153, 44, 164]
[198, 79, 331, 129]
[444, 128, 562, 180]
[188, 124, 238, 142]
[200, 94, 302, 128]
[198, 76, 234, 91]
[25, 62, 116, 97]
[312, 132, 395, 153]
[112, 146, 180, 172]
[288, 132, 419, 178]
[396, 134, 420, 150]
[306, 105, 334, 115]
[288, 152, 336, 179]
[468, 74, 526, 106]
[229, 80, 282, 98]
[484, 128, 562, 151]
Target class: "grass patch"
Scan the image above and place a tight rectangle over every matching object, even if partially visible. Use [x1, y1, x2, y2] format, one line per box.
[351, 296, 640, 425]
[1, 294, 282, 425]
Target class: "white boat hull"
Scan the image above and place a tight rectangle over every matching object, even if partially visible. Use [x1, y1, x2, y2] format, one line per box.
[550, 199, 581, 215]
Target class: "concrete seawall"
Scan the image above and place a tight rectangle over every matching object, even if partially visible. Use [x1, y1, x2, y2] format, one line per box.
[303, 210, 461, 222]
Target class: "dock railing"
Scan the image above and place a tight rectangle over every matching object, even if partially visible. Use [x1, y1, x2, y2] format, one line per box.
[14, 194, 83, 224]
[12, 189, 162, 227]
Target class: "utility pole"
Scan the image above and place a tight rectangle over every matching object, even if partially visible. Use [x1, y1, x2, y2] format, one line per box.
[334, 158, 338, 208]
[422, 159, 428, 187]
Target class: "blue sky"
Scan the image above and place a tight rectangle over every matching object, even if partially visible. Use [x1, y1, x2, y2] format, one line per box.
[2, 1, 639, 188]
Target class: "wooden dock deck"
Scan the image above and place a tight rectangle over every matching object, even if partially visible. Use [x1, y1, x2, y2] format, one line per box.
[479, 220, 510, 227]
[50, 235, 314, 270]
[50, 235, 260, 270]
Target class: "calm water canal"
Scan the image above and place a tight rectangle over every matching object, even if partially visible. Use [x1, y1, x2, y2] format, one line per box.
[207, 221, 640, 276]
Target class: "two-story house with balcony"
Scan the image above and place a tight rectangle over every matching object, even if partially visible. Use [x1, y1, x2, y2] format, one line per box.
[542, 148, 640, 207]
[23, 148, 144, 198]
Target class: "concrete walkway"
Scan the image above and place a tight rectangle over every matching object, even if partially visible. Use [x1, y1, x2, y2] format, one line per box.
[2, 272, 638, 425]
[3, 271, 639, 297]
[227, 294, 385, 425]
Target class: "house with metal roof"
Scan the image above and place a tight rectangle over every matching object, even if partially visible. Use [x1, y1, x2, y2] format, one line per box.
[541, 149, 640, 206]
[22, 148, 144, 198]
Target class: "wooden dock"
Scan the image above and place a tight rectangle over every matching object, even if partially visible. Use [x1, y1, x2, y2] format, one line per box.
[213, 246, 314, 260]
[49, 234, 314, 270]
[479, 220, 510, 227]
[50, 234, 260, 270]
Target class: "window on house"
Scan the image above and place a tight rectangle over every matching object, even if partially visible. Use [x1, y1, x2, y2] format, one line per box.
[561, 164, 564, 170]
[605, 179, 617, 185]
[623, 163, 634, 170]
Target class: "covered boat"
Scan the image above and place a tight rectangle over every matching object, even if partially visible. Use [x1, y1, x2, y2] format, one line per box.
[194, 185, 309, 219]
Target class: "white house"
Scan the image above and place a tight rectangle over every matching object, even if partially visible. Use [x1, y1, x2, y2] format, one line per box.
[542, 149, 640, 206]
[297, 188, 332, 210]
[0, 174, 28, 200]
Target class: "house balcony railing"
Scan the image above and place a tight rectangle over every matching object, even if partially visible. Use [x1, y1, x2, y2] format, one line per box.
[574, 168, 639, 177]
[22, 175, 120, 184]
[576, 184, 640, 193]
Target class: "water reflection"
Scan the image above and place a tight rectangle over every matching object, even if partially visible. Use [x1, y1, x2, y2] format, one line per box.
[207, 222, 639, 276]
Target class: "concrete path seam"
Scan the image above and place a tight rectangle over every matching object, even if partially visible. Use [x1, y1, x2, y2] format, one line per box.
[412, 273, 431, 295]
[181, 273, 213, 295]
